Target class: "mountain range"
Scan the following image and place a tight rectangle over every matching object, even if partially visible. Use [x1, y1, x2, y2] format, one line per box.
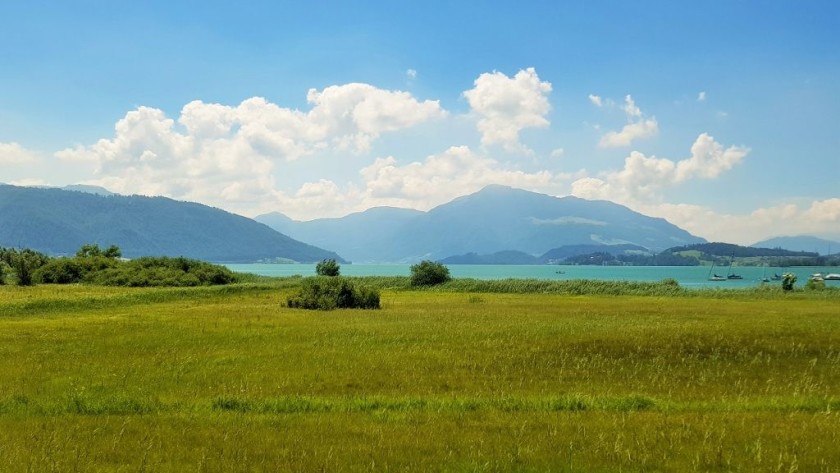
[0, 185, 343, 263]
[257, 185, 706, 263]
[751, 235, 840, 255]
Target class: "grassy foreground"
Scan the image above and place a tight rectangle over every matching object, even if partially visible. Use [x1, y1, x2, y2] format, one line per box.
[1, 281, 839, 471]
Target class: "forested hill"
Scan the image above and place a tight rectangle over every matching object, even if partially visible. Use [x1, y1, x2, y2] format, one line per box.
[668, 242, 818, 258]
[0, 185, 345, 263]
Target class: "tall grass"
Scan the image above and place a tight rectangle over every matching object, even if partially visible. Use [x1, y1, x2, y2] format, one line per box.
[1, 284, 838, 471]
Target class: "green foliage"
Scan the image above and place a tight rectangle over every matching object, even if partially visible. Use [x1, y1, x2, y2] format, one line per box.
[0, 248, 51, 286]
[410, 260, 451, 287]
[15, 257, 34, 286]
[806, 278, 826, 291]
[35, 256, 119, 284]
[286, 277, 380, 310]
[28, 243, 236, 287]
[315, 258, 341, 277]
[91, 257, 237, 287]
[75, 243, 122, 259]
[782, 272, 797, 291]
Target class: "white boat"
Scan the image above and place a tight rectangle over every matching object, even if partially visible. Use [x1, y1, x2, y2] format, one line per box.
[824, 273, 840, 281]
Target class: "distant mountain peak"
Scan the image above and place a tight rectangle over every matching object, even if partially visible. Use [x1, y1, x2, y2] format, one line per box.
[752, 235, 840, 255]
[258, 185, 704, 262]
[60, 184, 115, 196]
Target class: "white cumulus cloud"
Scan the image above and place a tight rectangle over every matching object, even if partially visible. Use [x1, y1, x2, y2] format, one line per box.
[640, 199, 840, 245]
[597, 95, 659, 148]
[54, 83, 446, 214]
[0, 142, 39, 165]
[573, 133, 749, 202]
[588, 94, 603, 107]
[463, 67, 552, 153]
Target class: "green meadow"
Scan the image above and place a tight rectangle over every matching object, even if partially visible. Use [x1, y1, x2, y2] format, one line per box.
[1, 280, 839, 471]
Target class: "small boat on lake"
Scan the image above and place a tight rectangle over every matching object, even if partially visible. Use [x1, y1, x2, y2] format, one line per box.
[824, 273, 840, 281]
[726, 256, 742, 280]
[707, 263, 727, 281]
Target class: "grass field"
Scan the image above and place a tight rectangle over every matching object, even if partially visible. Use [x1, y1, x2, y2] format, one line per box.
[1, 281, 839, 471]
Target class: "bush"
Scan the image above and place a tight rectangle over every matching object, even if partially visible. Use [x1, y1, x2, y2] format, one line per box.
[410, 260, 451, 287]
[35, 256, 118, 284]
[315, 259, 341, 277]
[15, 257, 34, 286]
[91, 257, 237, 287]
[782, 273, 797, 291]
[806, 278, 826, 291]
[287, 277, 380, 310]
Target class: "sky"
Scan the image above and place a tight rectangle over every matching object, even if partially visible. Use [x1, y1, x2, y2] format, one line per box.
[2, 1, 839, 245]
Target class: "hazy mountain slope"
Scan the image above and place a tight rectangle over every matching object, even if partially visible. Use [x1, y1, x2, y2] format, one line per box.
[259, 185, 704, 262]
[256, 207, 424, 263]
[390, 185, 702, 260]
[0, 185, 344, 263]
[751, 235, 840, 255]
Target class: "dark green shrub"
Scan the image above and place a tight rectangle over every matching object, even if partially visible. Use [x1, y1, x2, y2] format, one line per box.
[0, 248, 51, 284]
[91, 257, 237, 287]
[316, 259, 341, 277]
[0, 261, 5, 285]
[35, 256, 118, 284]
[287, 277, 380, 310]
[410, 260, 451, 287]
[15, 257, 34, 286]
[782, 273, 797, 291]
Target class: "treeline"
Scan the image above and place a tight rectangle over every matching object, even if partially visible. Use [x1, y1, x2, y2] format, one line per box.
[0, 244, 237, 287]
[563, 252, 700, 266]
[669, 242, 818, 258]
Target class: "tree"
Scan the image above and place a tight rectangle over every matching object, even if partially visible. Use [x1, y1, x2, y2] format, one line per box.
[76, 244, 102, 258]
[782, 273, 797, 291]
[315, 259, 341, 277]
[103, 245, 122, 259]
[410, 260, 451, 287]
[0, 261, 5, 285]
[15, 255, 34, 286]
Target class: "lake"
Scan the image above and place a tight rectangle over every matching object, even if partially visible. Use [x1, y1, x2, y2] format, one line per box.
[225, 264, 840, 289]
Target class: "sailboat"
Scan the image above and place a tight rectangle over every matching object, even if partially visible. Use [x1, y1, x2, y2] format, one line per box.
[760, 265, 770, 283]
[708, 263, 726, 281]
[726, 255, 743, 280]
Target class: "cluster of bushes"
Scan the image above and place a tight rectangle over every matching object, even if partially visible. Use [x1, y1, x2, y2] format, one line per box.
[91, 257, 237, 287]
[0, 248, 52, 286]
[2, 244, 237, 287]
[287, 276, 380, 310]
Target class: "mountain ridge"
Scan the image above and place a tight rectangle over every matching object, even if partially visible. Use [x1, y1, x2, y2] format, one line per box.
[751, 235, 840, 255]
[257, 185, 706, 263]
[0, 185, 344, 263]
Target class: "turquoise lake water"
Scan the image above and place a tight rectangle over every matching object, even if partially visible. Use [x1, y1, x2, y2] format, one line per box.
[225, 264, 840, 289]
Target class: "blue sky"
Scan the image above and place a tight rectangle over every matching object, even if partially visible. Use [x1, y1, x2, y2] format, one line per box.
[2, 1, 839, 244]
